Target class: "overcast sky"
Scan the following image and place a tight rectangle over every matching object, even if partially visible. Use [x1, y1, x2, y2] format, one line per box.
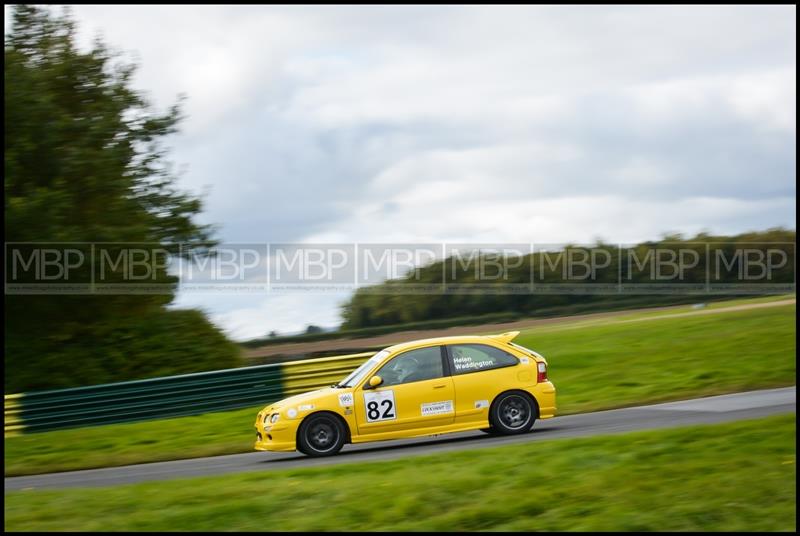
[6, 5, 796, 339]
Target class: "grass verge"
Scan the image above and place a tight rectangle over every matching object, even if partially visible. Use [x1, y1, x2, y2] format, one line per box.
[4, 414, 796, 531]
[513, 302, 795, 414]
[5, 298, 795, 476]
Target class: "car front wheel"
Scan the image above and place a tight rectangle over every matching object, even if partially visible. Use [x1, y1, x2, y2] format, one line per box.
[490, 392, 536, 434]
[297, 413, 346, 457]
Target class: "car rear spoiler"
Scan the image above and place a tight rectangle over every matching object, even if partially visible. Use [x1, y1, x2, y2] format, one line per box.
[487, 331, 520, 344]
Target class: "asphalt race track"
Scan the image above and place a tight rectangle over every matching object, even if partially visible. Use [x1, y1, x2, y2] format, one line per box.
[5, 387, 795, 491]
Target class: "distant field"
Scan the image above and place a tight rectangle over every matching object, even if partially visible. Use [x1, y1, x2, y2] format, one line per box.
[4, 297, 795, 476]
[5, 414, 795, 531]
[244, 294, 795, 361]
[241, 296, 742, 349]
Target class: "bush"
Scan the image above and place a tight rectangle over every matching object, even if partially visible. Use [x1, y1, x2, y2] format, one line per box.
[5, 309, 242, 393]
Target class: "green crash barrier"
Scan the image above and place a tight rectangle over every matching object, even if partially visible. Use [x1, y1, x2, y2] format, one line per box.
[3, 351, 373, 436]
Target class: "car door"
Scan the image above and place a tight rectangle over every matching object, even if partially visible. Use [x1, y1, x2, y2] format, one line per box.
[446, 343, 521, 426]
[355, 345, 455, 436]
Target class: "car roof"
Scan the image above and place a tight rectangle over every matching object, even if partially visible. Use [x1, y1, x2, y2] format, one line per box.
[381, 331, 521, 354]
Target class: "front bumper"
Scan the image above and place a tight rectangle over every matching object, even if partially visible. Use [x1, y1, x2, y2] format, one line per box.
[254, 419, 299, 452]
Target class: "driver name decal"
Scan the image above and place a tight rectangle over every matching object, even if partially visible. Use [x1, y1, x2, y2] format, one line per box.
[453, 356, 493, 371]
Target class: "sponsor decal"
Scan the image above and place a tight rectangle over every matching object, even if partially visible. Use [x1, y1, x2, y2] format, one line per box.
[298, 404, 314, 411]
[287, 408, 298, 419]
[421, 400, 454, 416]
[520, 357, 530, 364]
[338, 393, 354, 407]
[474, 400, 489, 409]
[363, 390, 397, 422]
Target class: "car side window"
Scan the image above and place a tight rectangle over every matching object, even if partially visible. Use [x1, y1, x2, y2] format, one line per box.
[376, 346, 444, 386]
[448, 344, 518, 375]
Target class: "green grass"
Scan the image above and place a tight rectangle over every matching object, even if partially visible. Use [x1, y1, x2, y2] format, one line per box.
[513, 302, 796, 414]
[5, 414, 796, 532]
[4, 298, 795, 477]
[4, 406, 261, 477]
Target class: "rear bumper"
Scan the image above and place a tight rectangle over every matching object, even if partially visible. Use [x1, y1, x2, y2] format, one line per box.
[528, 381, 557, 419]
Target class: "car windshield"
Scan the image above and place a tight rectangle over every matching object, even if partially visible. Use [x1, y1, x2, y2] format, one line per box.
[337, 350, 390, 388]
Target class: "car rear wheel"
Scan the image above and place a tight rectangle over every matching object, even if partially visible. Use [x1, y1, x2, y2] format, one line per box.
[297, 413, 346, 457]
[490, 392, 536, 435]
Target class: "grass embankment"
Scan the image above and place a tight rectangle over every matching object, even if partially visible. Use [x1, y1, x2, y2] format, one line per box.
[5, 414, 796, 531]
[512, 301, 795, 414]
[5, 298, 795, 476]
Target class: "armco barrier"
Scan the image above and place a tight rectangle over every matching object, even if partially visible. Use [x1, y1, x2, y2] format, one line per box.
[4, 351, 373, 435]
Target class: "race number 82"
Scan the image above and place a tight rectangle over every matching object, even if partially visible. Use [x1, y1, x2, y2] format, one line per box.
[363, 390, 396, 422]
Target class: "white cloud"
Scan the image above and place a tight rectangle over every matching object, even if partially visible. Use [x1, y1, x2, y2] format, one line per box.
[727, 69, 796, 133]
[305, 194, 795, 246]
[625, 68, 796, 133]
[615, 157, 673, 187]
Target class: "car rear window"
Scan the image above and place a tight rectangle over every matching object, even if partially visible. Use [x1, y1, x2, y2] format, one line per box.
[448, 344, 518, 375]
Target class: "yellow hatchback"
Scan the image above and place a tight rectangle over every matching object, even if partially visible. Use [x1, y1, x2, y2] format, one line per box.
[254, 331, 556, 456]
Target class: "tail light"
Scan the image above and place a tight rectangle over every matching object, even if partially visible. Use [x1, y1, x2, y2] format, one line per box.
[537, 362, 548, 383]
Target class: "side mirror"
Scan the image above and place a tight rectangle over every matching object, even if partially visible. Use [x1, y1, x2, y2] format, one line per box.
[367, 375, 383, 389]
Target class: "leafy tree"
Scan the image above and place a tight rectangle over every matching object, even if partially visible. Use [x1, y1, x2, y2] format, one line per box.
[4, 6, 240, 391]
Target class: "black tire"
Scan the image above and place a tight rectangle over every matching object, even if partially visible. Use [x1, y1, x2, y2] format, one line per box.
[489, 391, 536, 435]
[297, 413, 346, 457]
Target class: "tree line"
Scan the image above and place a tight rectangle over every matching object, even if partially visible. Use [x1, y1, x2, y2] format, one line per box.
[340, 229, 795, 330]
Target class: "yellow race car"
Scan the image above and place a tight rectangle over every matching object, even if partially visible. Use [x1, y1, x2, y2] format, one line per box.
[254, 331, 556, 456]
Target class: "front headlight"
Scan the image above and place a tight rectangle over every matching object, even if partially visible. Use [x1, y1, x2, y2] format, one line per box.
[269, 413, 280, 424]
